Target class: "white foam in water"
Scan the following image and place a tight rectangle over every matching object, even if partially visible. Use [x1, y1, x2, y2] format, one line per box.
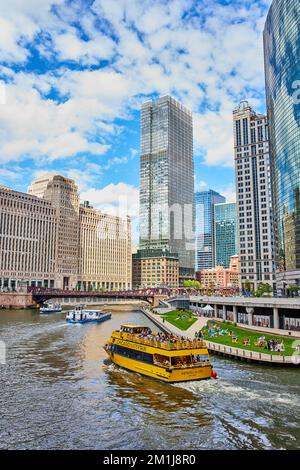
[175, 376, 300, 414]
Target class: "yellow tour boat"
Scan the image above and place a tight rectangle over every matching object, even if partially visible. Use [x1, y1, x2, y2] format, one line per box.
[104, 324, 215, 383]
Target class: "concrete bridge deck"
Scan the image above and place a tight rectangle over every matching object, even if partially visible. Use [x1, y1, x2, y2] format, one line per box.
[189, 295, 300, 331]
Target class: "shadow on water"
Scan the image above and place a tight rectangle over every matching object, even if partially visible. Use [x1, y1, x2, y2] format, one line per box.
[103, 360, 212, 419]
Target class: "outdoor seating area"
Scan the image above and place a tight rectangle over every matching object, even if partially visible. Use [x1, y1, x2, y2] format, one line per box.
[202, 321, 297, 356]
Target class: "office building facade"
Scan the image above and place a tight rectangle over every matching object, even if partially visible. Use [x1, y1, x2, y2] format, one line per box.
[132, 249, 179, 289]
[1, 175, 132, 291]
[195, 190, 225, 271]
[28, 175, 80, 289]
[78, 202, 132, 291]
[0, 185, 57, 291]
[264, 0, 300, 291]
[215, 202, 237, 268]
[196, 255, 239, 289]
[233, 101, 275, 290]
[139, 96, 195, 282]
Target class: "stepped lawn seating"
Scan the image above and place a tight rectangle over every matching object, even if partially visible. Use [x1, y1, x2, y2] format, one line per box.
[202, 321, 297, 356]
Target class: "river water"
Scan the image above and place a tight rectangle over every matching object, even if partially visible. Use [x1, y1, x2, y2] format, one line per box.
[0, 306, 299, 450]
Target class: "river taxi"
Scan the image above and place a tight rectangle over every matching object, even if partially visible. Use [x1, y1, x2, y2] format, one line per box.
[66, 306, 112, 324]
[40, 303, 62, 314]
[104, 325, 213, 383]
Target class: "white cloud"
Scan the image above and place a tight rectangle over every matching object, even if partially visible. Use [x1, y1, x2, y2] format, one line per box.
[0, 0, 271, 170]
[81, 182, 139, 219]
[80, 182, 140, 243]
[215, 183, 237, 204]
[53, 29, 115, 65]
[0, 168, 22, 181]
[195, 180, 208, 193]
[103, 156, 128, 170]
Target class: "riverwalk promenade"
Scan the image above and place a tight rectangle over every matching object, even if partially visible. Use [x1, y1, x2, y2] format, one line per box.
[142, 308, 299, 366]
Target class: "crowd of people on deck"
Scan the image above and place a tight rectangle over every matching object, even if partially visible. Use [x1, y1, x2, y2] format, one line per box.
[137, 329, 203, 347]
[172, 355, 207, 367]
[153, 353, 208, 368]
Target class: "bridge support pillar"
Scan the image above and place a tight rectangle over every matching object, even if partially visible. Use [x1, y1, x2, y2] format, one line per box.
[273, 308, 279, 330]
[246, 307, 254, 326]
[222, 305, 227, 321]
[214, 305, 218, 318]
[233, 306, 238, 323]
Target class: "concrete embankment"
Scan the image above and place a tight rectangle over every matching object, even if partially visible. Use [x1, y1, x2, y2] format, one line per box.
[142, 308, 174, 334]
[0, 292, 35, 309]
[142, 308, 299, 366]
[205, 340, 298, 365]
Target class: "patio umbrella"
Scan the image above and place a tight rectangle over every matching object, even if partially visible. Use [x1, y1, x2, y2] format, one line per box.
[203, 305, 214, 311]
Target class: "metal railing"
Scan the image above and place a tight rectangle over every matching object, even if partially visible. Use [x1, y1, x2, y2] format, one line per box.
[112, 331, 207, 351]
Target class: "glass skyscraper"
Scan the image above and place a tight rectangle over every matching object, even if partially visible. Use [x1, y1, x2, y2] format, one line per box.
[195, 190, 225, 272]
[264, 0, 300, 290]
[139, 96, 195, 281]
[215, 202, 237, 268]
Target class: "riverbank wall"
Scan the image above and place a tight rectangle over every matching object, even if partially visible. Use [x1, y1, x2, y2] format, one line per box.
[0, 292, 34, 309]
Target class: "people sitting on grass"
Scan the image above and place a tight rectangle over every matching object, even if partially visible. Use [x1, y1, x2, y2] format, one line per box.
[204, 321, 291, 354]
[266, 339, 279, 351]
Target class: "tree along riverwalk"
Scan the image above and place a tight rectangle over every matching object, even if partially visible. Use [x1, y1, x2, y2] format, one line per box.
[142, 309, 299, 366]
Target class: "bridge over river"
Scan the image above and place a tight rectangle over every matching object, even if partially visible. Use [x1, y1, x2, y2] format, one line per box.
[28, 287, 170, 307]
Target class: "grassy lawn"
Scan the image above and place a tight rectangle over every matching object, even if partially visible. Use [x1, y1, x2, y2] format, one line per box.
[161, 310, 197, 331]
[202, 321, 297, 356]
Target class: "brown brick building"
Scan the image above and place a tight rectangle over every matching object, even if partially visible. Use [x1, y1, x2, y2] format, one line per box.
[132, 249, 179, 288]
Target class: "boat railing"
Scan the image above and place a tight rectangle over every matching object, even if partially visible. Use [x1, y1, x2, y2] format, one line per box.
[153, 360, 210, 370]
[112, 332, 206, 350]
[171, 362, 210, 369]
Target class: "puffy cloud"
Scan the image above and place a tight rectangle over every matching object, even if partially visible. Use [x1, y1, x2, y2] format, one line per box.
[0, 74, 111, 162]
[0, 0, 271, 171]
[53, 29, 115, 65]
[0, 168, 22, 181]
[81, 182, 139, 219]
[80, 181, 140, 244]
[215, 183, 237, 204]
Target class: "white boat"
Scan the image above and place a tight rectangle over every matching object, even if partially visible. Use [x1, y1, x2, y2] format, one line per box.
[66, 306, 112, 324]
[40, 303, 62, 314]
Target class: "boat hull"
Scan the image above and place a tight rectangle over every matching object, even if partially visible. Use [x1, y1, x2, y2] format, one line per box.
[40, 309, 62, 314]
[105, 350, 212, 383]
[67, 314, 111, 324]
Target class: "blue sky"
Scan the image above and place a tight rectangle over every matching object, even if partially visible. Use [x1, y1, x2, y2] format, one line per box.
[0, 0, 272, 240]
